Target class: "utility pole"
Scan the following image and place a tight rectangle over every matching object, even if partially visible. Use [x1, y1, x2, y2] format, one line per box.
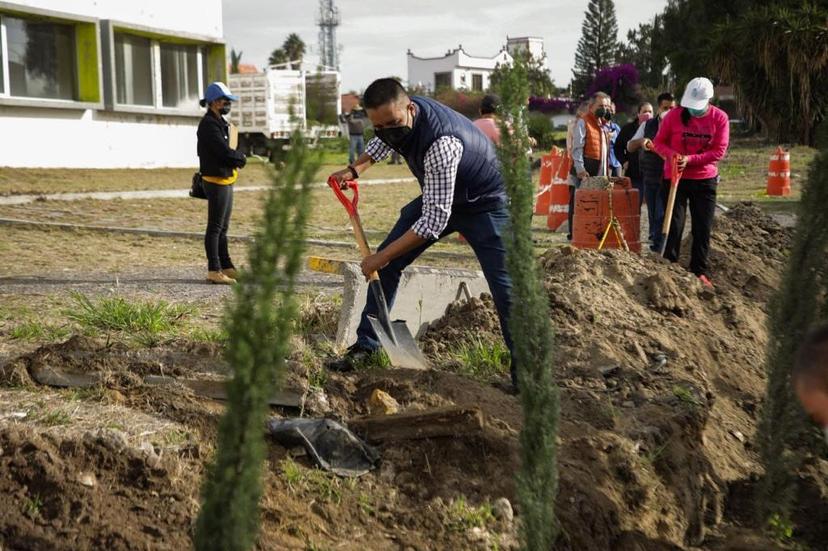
[317, 0, 340, 71]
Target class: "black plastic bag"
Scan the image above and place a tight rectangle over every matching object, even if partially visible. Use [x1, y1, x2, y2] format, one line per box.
[267, 417, 380, 477]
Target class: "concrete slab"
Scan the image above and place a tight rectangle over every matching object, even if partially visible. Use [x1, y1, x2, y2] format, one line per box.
[307, 256, 490, 348]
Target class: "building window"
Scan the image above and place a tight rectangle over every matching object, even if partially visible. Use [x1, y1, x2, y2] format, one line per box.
[114, 32, 152, 105]
[472, 74, 483, 92]
[3, 15, 76, 100]
[160, 43, 200, 108]
[434, 72, 451, 90]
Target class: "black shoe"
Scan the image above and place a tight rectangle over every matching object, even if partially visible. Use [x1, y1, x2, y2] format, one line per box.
[327, 344, 376, 373]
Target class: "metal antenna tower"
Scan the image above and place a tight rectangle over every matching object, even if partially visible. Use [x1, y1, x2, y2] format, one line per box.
[317, 0, 340, 70]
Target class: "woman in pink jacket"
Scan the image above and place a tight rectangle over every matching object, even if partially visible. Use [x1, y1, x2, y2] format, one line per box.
[651, 77, 729, 287]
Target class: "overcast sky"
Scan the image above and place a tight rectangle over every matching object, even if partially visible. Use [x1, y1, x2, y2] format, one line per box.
[222, 0, 668, 93]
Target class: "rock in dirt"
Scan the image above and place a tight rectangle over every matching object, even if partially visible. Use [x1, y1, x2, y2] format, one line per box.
[303, 387, 331, 415]
[492, 497, 514, 524]
[78, 472, 97, 488]
[367, 389, 400, 416]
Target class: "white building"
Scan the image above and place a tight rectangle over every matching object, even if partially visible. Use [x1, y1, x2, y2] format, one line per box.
[406, 36, 546, 94]
[407, 45, 513, 94]
[0, 0, 226, 168]
[505, 36, 544, 61]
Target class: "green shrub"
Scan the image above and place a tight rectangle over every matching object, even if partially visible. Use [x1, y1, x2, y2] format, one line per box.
[194, 130, 320, 551]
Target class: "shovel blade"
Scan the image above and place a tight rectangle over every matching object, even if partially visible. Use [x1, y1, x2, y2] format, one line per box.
[368, 316, 429, 370]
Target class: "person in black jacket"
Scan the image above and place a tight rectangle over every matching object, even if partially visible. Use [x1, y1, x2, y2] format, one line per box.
[614, 102, 653, 207]
[627, 92, 675, 251]
[197, 82, 246, 284]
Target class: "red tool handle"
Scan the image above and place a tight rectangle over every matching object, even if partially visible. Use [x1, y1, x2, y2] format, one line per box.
[328, 176, 359, 217]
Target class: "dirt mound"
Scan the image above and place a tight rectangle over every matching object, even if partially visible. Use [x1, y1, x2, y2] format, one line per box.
[412, 204, 826, 549]
[0, 392, 203, 551]
[699, 202, 792, 301]
[420, 294, 503, 357]
[0, 203, 822, 550]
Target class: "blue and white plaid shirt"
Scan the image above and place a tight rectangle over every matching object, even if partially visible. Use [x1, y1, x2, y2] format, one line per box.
[365, 136, 464, 240]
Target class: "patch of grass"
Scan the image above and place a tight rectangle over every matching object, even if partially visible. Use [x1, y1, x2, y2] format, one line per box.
[186, 326, 227, 344]
[159, 429, 192, 447]
[65, 292, 192, 336]
[38, 409, 71, 427]
[304, 350, 328, 390]
[449, 337, 511, 380]
[672, 385, 702, 408]
[357, 492, 375, 516]
[768, 513, 794, 544]
[355, 349, 391, 371]
[297, 293, 341, 337]
[279, 457, 343, 504]
[445, 497, 495, 532]
[65, 387, 107, 402]
[642, 438, 672, 467]
[9, 321, 71, 342]
[23, 495, 42, 518]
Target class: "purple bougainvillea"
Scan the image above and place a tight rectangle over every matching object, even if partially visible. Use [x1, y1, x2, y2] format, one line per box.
[584, 64, 640, 112]
[527, 97, 579, 114]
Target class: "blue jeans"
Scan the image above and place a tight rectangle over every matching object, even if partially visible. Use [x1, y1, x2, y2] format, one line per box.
[643, 174, 665, 251]
[355, 196, 516, 383]
[348, 135, 365, 165]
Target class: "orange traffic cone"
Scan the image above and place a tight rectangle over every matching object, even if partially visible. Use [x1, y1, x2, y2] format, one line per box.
[767, 146, 791, 196]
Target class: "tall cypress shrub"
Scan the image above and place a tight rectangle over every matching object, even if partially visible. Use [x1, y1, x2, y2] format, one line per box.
[758, 147, 828, 521]
[496, 56, 560, 550]
[194, 132, 320, 551]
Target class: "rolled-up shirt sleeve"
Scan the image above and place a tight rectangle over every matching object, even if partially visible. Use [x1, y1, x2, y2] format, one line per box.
[411, 136, 463, 240]
[571, 119, 587, 173]
[365, 137, 392, 162]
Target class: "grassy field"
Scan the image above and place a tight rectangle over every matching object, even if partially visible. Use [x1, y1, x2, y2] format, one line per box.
[0, 152, 412, 196]
[0, 137, 815, 280]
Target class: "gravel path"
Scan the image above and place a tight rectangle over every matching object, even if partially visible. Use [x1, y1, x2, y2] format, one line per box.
[0, 267, 342, 302]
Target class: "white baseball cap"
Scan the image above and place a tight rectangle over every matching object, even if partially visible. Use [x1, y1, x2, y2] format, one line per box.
[680, 77, 714, 110]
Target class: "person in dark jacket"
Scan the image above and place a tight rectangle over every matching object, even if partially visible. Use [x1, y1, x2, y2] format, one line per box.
[326, 78, 517, 392]
[197, 81, 247, 285]
[627, 92, 675, 251]
[615, 102, 653, 207]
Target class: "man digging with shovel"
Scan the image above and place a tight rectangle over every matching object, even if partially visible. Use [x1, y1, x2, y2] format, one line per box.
[327, 78, 517, 391]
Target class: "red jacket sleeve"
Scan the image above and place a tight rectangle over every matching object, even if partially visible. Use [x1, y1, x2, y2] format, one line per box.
[687, 110, 730, 167]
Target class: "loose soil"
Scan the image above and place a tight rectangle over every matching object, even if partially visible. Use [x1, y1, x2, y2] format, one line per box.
[0, 202, 826, 550]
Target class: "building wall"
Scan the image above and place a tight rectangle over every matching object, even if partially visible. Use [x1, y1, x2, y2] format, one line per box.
[0, 0, 223, 168]
[9, 0, 221, 38]
[407, 48, 512, 93]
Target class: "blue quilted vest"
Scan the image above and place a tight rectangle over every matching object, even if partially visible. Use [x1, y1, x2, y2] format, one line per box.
[392, 96, 506, 212]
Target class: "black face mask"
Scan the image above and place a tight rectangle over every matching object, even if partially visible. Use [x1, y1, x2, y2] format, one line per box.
[220, 104, 231, 116]
[375, 104, 413, 151]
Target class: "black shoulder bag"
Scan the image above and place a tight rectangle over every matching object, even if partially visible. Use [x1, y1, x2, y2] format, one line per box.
[190, 172, 207, 199]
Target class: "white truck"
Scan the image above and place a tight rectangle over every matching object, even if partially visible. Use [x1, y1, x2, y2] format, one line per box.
[228, 65, 342, 162]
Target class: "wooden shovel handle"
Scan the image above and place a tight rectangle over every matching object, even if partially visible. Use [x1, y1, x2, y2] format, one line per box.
[349, 213, 380, 282]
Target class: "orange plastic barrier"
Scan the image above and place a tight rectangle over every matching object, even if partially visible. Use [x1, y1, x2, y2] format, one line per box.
[571, 177, 641, 253]
[767, 146, 791, 196]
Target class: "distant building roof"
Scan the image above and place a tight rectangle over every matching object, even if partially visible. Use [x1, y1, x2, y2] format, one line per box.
[230, 63, 259, 74]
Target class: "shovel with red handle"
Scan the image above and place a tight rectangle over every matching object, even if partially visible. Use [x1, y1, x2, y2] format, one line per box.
[328, 176, 428, 370]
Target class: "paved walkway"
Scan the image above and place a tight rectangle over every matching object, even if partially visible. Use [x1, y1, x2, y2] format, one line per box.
[0, 177, 417, 206]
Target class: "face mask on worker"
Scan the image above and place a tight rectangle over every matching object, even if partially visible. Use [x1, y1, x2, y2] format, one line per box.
[375, 103, 413, 151]
[638, 112, 653, 124]
[688, 106, 708, 117]
[220, 104, 231, 116]
[595, 106, 612, 121]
